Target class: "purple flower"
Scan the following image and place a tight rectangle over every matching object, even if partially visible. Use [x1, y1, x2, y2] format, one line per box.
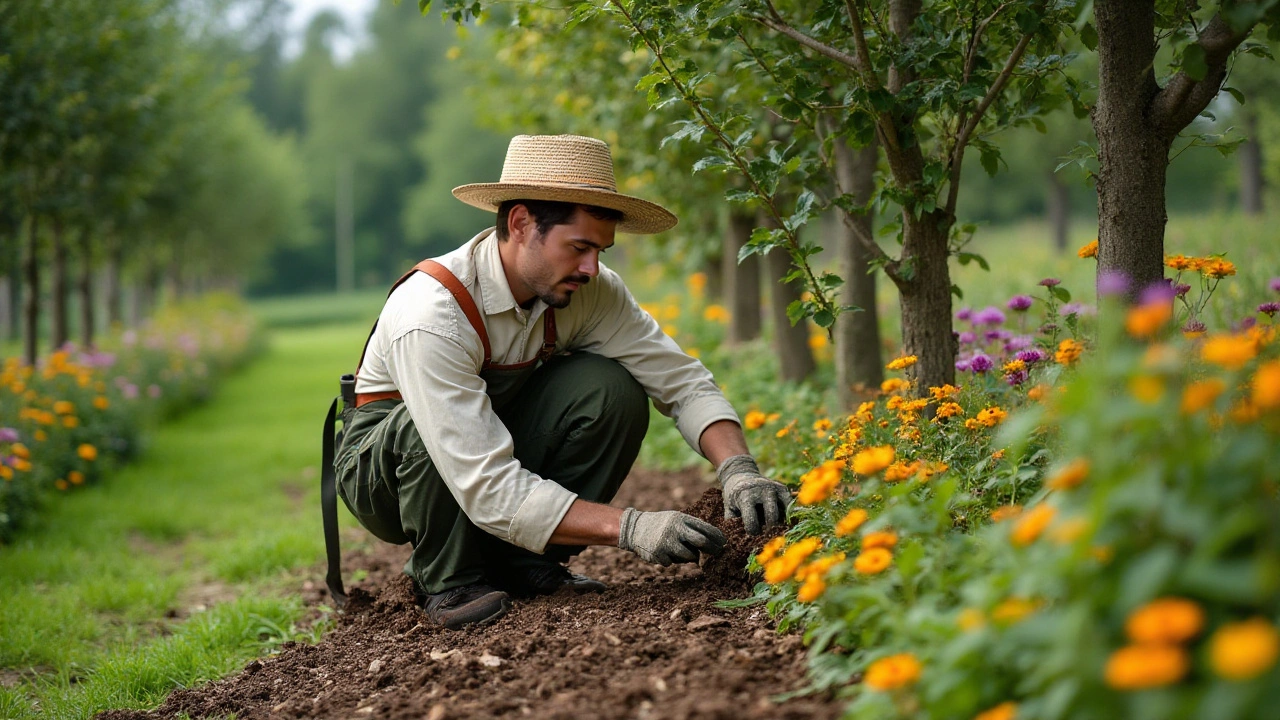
[1097, 270, 1131, 297]
[1237, 316, 1258, 332]
[958, 331, 978, 344]
[1140, 280, 1177, 306]
[1061, 302, 1085, 316]
[1260, 302, 1280, 317]
[122, 330, 137, 347]
[1007, 295, 1034, 312]
[955, 307, 974, 322]
[1039, 323, 1060, 335]
[148, 384, 163, 399]
[1183, 319, 1207, 335]
[973, 306, 1007, 325]
[983, 329, 1004, 342]
[1270, 277, 1280, 293]
[1173, 283, 1192, 297]
[1005, 370, 1028, 386]
[1016, 348, 1047, 364]
[0, 427, 18, 443]
[1039, 278, 1061, 287]
[955, 358, 972, 372]
[1004, 335, 1034, 353]
[123, 384, 139, 400]
[969, 353, 994, 373]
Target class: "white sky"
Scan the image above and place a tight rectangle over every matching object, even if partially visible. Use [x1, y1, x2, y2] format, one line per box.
[284, 0, 378, 59]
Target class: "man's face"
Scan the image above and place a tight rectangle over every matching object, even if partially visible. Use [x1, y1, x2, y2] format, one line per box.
[511, 207, 617, 309]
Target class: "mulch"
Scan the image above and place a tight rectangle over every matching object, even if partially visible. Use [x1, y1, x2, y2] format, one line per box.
[97, 468, 842, 720]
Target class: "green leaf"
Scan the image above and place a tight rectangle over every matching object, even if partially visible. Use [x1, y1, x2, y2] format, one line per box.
[1049, 285, 1071, 303]
[1224, 86, 1246, 106]
[814, 309, 835, 328]
[786, 299, 807, 326]
[957, 252, 990, 271]
[979, 144, 1002, 178]
[1079, 22, 1098, 51]
[1182, 43, 1209, 82]
[951, 284, 964, 299]
[418, 0, 432, 14]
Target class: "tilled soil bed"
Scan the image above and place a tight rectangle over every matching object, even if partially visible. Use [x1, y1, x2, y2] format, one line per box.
[98, 468, 840, 720]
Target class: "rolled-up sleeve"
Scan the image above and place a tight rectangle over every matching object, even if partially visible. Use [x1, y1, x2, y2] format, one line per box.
[385, 327, 578, 553]
[573, 269, 740, 455]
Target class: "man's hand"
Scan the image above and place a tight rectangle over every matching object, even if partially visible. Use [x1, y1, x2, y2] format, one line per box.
[618, 507, 726, 566]
[718, 455, 790, 535]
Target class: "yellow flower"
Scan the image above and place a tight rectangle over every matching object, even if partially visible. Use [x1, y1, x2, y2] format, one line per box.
[992, 597, 1039, 624]
[853, 547, 893, 574]
[1252, 361, 1280, 410]
[863, 653, 921, 691]
[62, 416, 79, 429]
[703, 304, 730, 323]
[852, 445, 895, 475]
[77, 444, 98, 462]
[1209, 618, 1280, 680]
[1046, 458, 1090, 491]
[1010, 504, 1055, 546]
[68, 470, 84, 485]
[662, 324, 679, 337]
[744, 410, 767, 430]
[13, 458, 31, 472]
[1201, 334, 1258, 370]
[53, 400, 75, 415]
[1049, 517, 1090, 544]
[929, 384, 959, 401]
[862, 530, 898, 550]
[1104, 644, 1189, 689]
[797, 575, 826, 602]
[756, 536, 786, 565]
[812, 418, 832, 434]
[763, 537, 821, 584]
[93, 396, 110, 410]
[976, 406, 1007, 427]
[1026, 384, 1049, 401]
[687, 271, 707, 295]
[834, 508, 868, 537]
[1125, 302, 1172, 338]
[886, 355, 917, 371]
[883, 460, 922, 483]
[1201, 258, 1236, 279]
[55, 479, 68, 491]
[775, 426, 790, 438]
[1181, 378, 1226, 414]
[808, 333, 828, 351]
[974, 702, 1018, 720]
[797, 460, 845, 505]
[1078, 239, 1098, 259]
[1055, 338, 1083, 366]
[1165, 254, 1194, 271]
[795, 552, 846, 583]
[1129, 374, 1165, 403]
[990, 504, 1022, 523]
[957, 608, 985, 632]
[880, 378, 910, 395]
[11, 443, 30, 460]
[1126, 597, 1204, 645]
[33, 430, 46, 442]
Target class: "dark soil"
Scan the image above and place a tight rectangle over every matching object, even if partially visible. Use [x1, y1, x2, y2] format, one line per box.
[97, 468, 837, 720]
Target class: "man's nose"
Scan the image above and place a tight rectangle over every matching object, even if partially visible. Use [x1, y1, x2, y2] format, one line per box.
[580, 252, 600, 277]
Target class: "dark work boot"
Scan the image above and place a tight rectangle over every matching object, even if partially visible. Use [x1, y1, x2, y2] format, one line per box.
[515, 563, 607, 597]
[421, 583, 511, 630]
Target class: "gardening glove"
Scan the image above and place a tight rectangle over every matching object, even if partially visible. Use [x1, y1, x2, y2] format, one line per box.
[717, 454, 790, 535]
[618, 507, 726, 566]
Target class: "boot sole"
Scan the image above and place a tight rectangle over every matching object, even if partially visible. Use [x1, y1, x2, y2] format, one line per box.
[440, 595, 512, 631]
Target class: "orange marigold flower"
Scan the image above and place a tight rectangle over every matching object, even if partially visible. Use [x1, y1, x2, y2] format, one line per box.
[918, 461, 948, 481]
[1026, 384, 1049, 401]
[797, 460, 845, 505]
[62, 416, 79, 429]
[975, 406, 1007, 427]
[1046, 458, 1090, 491]
[1010, 504, 1056, 546]
[1126, 597, 1204, 645]
[797, 576, 826, 602]
[1201, 258, 1236, 279]
[763, 537, 822, 584]
[11, 442, 30, 459]
[852, 445, 895, 475]
[1002, 360, 1026, 374]
[53, 400, 75, 415]
[935, 402, 964, 419]
[862, 530, 898, 550]
[957, 608, 985, 632]
[744, 410, 768, 430]
[1129, 374, 1165, 403]
[886, 355, 918, 371]
[863, 653, 921, 691]
[1165, 254, 1193, 271]
[812, 418, 832, 434]
[1056, 339, 1084, 365]
[77, 444, 98, 462]
[1126, 302, 1172, 338]
[756, 536, 786, 565]
[884, 460, 922, 483]
[1252, 361, 1280, 410]
[834, 508, 869, 537]
[880, 378, 910, 395]
[68, 470, 85, 485]
[1078, 239, 1098, 259]
[33, 430, 47, 442]
[55, 479, 68, 491]
[1181, 378, 1226, 415]
[853, 547, 893, 574]
[990, 504, 1023, 523]
[1104, 644, 1189, 690]
[929, 384, 959, 401]
[1201, 334, 1258, 370]
[0, 465, 12, 480]
[13, 458, 31, 472]
[974, 701, 1018, 720]
[1049, 517, 1091, 544]
[795, 552, 846, 584]
[1209, 618, 1280, 680]
[775, 426, 790, 438]
[703, 304, 729, 323]
[992, 597, 1039, 624]
[93, 395, 110, 410]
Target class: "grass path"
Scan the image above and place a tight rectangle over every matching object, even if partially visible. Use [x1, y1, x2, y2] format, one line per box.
[0, 321, 366, 719]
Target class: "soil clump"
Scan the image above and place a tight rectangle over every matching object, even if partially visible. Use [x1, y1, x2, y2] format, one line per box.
[97, 468, 837, 719]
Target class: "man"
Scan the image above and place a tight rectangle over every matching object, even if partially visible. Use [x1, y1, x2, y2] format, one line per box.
[332, 134, 789, 630]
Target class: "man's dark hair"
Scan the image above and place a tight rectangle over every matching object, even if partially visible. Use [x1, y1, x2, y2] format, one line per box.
[495, 199, 624, 241]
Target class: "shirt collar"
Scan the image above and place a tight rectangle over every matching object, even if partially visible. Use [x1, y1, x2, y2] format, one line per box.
[474, 228, 542, 317]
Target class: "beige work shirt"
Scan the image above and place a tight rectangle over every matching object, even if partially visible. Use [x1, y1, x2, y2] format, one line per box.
[355, 228, 740, 554]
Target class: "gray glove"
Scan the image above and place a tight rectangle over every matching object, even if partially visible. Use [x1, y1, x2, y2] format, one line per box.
[718, 454, 790, 535]
[618, 507, 726, 566]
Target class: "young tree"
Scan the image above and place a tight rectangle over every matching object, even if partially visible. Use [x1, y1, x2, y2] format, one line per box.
[1091, 1, 1277, 296]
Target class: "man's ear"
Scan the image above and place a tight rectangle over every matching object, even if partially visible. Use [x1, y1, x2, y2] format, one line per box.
[506, 204, 533, 243]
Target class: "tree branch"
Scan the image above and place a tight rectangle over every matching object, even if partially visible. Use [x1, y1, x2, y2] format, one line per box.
[753, 14, 861, 71]
[944, 29, 1035, 217]
[1151, 12, 1255, 137]
[843, 0, 883, 89]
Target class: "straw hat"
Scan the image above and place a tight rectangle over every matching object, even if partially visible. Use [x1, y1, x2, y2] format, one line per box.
[452, 134, 678, 235]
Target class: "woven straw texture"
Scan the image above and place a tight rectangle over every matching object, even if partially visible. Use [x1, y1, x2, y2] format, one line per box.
[453, 135, 677, 235]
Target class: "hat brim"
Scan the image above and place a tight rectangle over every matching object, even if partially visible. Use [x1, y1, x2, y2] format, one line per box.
[452, 182, 678, 235]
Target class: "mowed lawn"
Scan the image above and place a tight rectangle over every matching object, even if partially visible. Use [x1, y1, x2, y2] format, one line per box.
[0, 320, 367, 719]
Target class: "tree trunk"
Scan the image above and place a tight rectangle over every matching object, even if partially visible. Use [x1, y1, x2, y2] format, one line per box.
[1047, 170, 1070, 253]
[1240, 109, 1264, 216]
[106, 240, 123, 327]
[763, 218, 816, 382]
[168, 236, 184, 301]
[6, 253, 18, 343]
[78, 227, 94, 349]
[833, 140, 884, 409]
[23, 216, 40, 365]
[898, 214, 956, 391]
[51, 217, 69, 349]
[1092, 0, 1169, 299]
[722, 209, 761, 343]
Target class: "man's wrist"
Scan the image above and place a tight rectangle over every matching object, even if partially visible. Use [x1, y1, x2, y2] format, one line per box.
[716, 454, 761, 486]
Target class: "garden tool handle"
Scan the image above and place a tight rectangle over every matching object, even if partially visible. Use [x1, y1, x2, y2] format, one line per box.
[321, 397, 347, 609]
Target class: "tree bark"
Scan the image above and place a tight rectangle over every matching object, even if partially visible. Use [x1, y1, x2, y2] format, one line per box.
[763, 215, 816, 382]
[722, 209, 761, 343]
[51, 217, 69, 349]
[898, 214, 956, 391]
[106, 240, 123, 327]
[1240, 109, 1264, 216]
[23, 216, 40, 366]
[833, 140, 884, 409]
[78, 227, 94, 349]
[1047, 170, 1070, 253]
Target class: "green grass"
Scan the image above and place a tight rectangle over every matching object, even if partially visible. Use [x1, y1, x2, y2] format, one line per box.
[249, 288, 386, 329]
[0, 320, 365, 719]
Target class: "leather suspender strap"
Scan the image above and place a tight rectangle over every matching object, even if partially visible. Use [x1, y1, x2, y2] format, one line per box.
[417, 260, 493, 367]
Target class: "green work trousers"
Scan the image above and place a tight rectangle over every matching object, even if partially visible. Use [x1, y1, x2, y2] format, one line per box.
[335, 353, 649, 595]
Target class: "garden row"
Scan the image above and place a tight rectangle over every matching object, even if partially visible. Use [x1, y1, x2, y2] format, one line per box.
[642, 250, 1280, 719]
[0, 295, 263, 541]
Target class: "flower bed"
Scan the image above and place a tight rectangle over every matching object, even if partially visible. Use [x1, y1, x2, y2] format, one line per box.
[0, 294, 262, 541]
